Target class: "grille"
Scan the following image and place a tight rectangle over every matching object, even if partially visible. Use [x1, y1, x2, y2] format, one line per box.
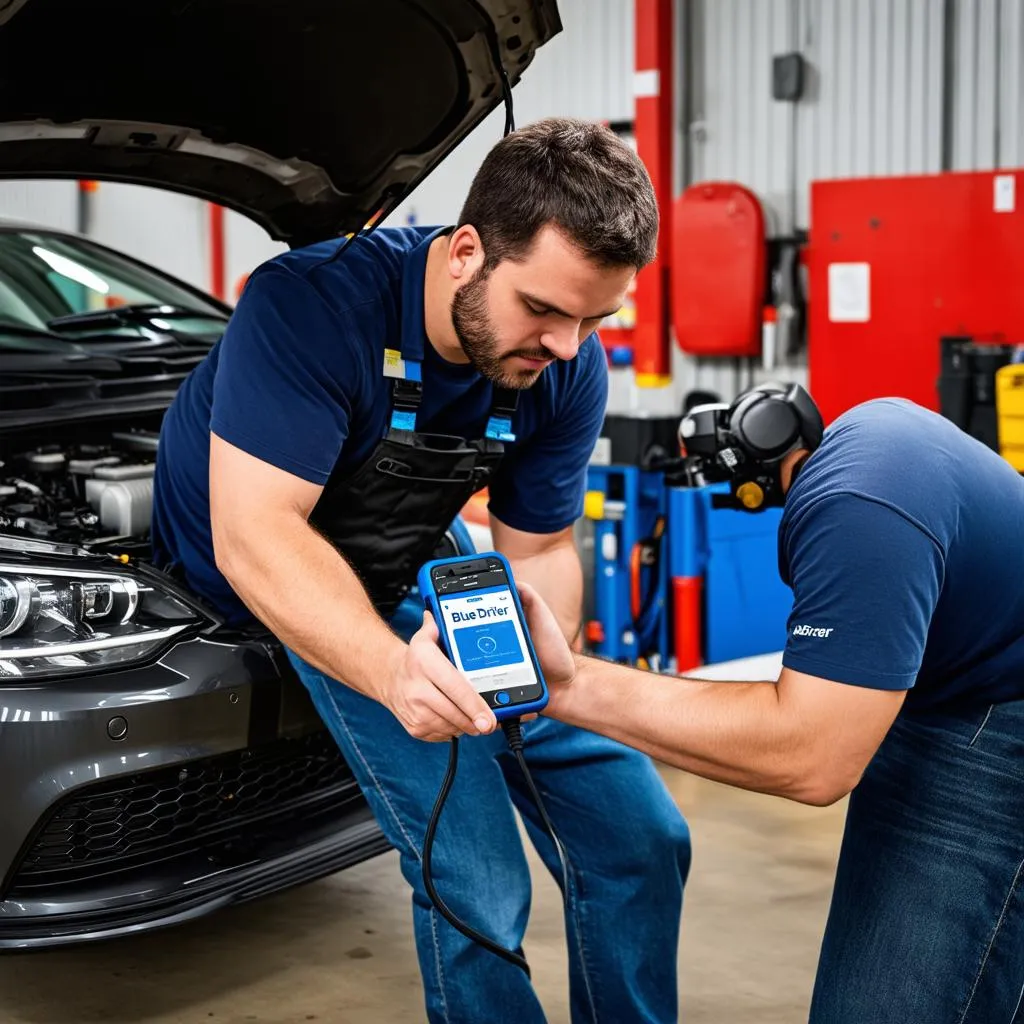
[10, 730, 361, 890]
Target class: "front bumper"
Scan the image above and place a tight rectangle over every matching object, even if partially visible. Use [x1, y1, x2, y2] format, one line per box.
[0, 632, 389, 949]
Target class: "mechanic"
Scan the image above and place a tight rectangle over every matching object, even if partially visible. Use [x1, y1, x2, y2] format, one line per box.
[496, 385, 1024, 1023]
[151, 118, 690, 1024]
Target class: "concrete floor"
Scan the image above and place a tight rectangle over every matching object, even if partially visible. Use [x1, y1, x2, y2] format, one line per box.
[0, 769, 847, 1024]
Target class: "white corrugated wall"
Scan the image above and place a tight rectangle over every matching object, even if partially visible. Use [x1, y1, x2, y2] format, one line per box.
[690, 0, 952, 235]
[0, 180, 77, 231]
[952, 0, 1024, 169]
[676, 0, 1024, 409]
[691, 0, 1024, 229]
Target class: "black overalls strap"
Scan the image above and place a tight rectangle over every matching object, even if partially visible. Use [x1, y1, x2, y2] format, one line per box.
[308, 330, 519, 618]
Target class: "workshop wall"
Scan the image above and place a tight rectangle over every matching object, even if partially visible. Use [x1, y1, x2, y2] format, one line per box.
[692, 0, 1024, 234]
[951, 0, 1024, 170]
[674, 0, 1024, 414]
[0, 180, 76, 232]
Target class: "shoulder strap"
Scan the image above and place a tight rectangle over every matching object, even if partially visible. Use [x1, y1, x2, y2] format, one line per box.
[385, 353, 423, 433]
[484, 387, 519, 443]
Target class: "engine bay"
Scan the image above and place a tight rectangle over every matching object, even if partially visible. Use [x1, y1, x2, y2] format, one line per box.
[0, 430, 160, 558]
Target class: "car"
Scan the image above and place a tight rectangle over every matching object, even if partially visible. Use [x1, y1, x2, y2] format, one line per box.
[0, 0, 561, 949]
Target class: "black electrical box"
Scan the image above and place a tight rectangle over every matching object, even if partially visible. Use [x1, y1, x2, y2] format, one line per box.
[937, 335, 1015, 451]
[772, 52, 804, 101]
[595, 414, 681, 469]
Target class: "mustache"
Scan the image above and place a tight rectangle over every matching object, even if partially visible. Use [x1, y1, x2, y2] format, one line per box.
[504, 347, 554, 362]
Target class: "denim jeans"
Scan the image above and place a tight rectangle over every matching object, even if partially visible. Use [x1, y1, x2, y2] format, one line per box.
[811, 698, 1024, 1023]
[287, 649, 691, 1024]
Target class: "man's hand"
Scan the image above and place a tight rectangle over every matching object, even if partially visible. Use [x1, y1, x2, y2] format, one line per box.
[385, 612, 498, 742]
[516, 582, 578, 716]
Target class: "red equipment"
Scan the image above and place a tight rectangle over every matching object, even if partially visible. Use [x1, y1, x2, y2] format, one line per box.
[671, 182, 766, 357]
[808, 169, 1024, 424]
[630, 0, 673, 385]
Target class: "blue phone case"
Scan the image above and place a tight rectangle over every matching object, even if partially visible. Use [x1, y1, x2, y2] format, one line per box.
[417, 551, 549, 721]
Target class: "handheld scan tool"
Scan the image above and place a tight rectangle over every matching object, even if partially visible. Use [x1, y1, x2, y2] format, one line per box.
[418, 552, 549, 721]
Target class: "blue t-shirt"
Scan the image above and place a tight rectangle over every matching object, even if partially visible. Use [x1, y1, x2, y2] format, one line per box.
[151, 226, 608, 625]
[779, 397, 1024, 711]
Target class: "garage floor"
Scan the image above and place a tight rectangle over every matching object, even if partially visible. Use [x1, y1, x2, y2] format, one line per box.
[0, 768, 846, 1024]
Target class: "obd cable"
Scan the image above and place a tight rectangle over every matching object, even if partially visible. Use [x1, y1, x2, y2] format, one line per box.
[421, 718, 572, 978]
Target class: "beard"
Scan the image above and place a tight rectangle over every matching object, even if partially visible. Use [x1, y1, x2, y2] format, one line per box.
[450, 269, 549, 390]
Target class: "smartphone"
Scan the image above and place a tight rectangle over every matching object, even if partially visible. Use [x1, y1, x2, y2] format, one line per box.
[417, 552, 549, 721]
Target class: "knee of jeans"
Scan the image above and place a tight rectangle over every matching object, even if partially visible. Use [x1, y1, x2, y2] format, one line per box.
[399, 842, 532, 938]
[634, 807, 692, 880]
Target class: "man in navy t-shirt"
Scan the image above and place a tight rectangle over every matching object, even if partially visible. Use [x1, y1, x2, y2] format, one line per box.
[152, 118, 690, 1023]
[514, 388, 1024, 1023]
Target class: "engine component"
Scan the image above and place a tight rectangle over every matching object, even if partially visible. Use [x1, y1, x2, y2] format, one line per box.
[0, 435, 157, 545]
[84, 478, 154, 536]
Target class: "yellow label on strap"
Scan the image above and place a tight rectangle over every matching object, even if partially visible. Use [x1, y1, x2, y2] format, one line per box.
[382, 348, 406, 379]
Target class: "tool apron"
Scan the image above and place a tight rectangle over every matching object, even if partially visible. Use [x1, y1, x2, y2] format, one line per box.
[308, 333, 518, 618]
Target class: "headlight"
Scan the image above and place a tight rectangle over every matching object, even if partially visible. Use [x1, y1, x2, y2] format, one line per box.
[0, 563, 200, 679]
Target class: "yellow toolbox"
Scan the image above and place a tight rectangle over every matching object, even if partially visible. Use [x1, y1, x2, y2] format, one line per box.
[996, 364, 1024, 471]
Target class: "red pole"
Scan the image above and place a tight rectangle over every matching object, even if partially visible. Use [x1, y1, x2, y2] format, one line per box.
[633, 0, 673, 386]
[208, 203, 226, 301]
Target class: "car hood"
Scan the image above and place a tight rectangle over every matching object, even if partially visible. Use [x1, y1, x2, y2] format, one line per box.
[0, 0, 561, 247]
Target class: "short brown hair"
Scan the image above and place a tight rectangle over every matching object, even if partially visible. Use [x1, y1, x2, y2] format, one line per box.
[457, 117, 658, 271]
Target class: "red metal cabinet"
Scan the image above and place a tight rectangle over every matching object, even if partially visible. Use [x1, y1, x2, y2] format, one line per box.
[808, 170, 1024, 424]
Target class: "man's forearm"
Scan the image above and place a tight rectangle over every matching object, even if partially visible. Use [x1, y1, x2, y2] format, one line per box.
[505, 540, 583, 643]
[557, 656, 818, 802]
[216, 513, 403, 699]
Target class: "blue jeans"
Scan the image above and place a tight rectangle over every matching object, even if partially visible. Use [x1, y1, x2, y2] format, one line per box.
[287, 650, 691, 1023]
[811, 698, 1024, 1023]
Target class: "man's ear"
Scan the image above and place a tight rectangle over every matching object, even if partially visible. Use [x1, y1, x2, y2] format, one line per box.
[448, 225, 486, 281]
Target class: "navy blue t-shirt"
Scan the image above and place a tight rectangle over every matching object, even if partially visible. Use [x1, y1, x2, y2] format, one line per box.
[779, 397, 1024, 710]
[151, 226, 608, 625]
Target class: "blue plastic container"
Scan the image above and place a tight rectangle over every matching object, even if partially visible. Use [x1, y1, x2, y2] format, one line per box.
[668, 484, 792, 665]
[586, 465, 671, 664]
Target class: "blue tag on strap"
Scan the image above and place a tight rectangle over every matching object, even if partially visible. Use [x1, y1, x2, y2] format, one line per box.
[390, 409, 417, 432]
[485, 415, 516, 443]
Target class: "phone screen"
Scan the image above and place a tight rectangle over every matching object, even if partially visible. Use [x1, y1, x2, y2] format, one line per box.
[431, 557, 544, 709]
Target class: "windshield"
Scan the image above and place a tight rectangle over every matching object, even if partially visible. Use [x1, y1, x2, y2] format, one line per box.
[0, 229, 227, 343]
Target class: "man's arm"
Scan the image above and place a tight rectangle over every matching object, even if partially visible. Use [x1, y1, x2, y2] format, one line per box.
[211, 434, 497, 741]
[489, 514, 582, 644]
[549, 654, 905, 806]
[509, 490, 943, 805]
[204, 267, 495, 741]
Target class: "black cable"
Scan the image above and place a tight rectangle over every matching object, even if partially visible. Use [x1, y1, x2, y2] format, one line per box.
[422, 736, 531, 976]
[466, 0, 515, 137]
[421, 719, 574, 978]
[500, 67, 515, 135]
[319, 188, 405, 269]
[501, 719, 571, 900]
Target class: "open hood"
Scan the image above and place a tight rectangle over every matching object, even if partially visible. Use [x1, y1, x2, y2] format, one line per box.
[0, 0, 561, 247]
